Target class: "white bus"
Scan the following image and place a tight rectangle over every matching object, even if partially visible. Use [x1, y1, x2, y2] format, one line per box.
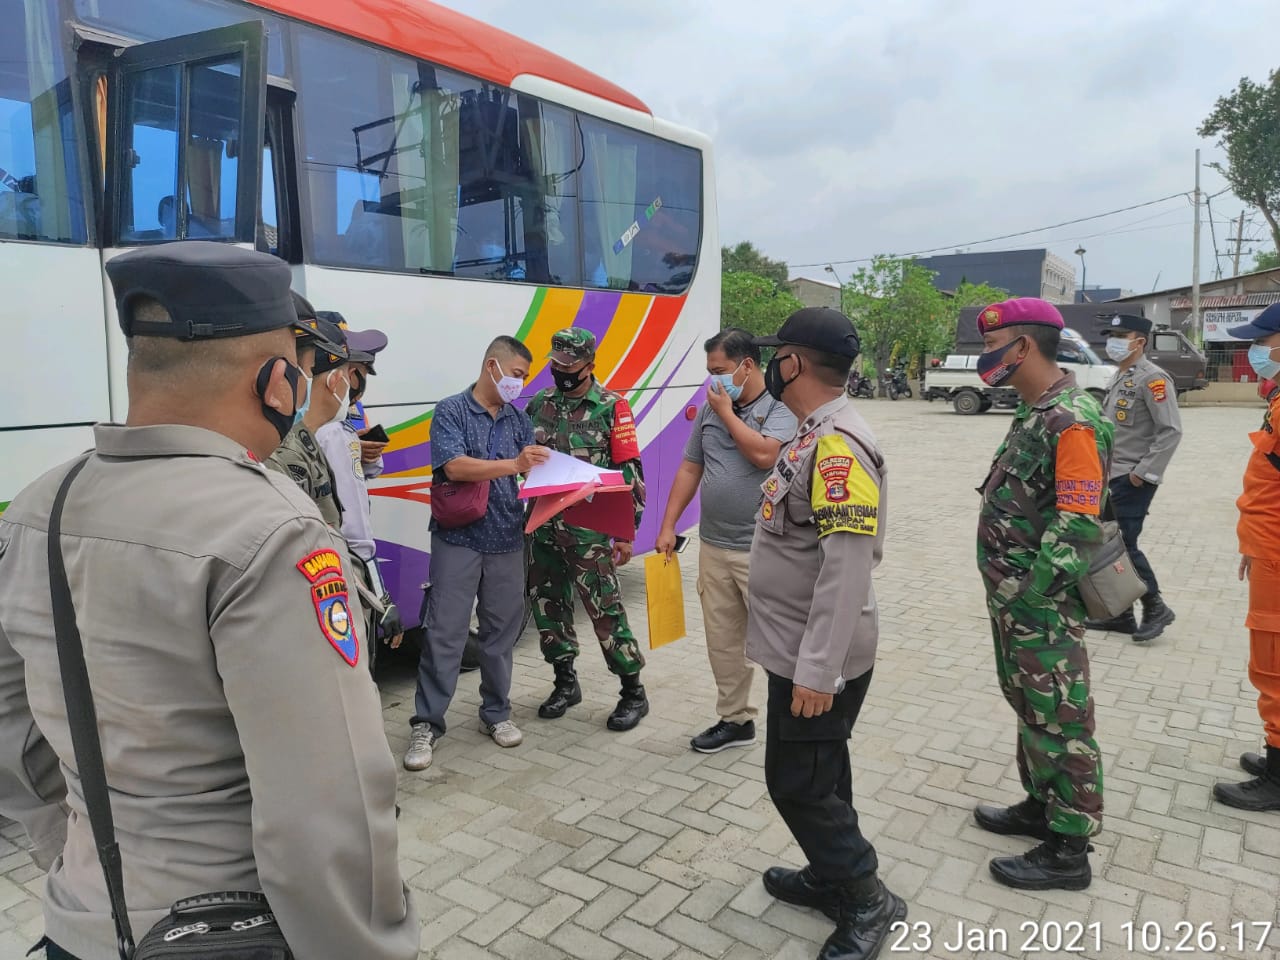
[1, 0, 719, 626]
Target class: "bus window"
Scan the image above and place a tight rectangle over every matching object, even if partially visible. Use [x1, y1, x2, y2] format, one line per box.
[260, 142, 278, 255]
[579, 116, 700, 294]
[120, 65, 180, 241]
[0, 0, 87, 244]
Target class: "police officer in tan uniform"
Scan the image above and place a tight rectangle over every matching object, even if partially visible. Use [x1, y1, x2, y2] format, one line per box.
[1086, 314, 1182, 641]
[746, 308, 906, 960]
[0, 243, 418, 960]
[265, 296, 351, 527]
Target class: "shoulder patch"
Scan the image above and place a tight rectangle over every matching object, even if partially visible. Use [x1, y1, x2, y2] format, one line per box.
[1147, 378, 1167, 403]
[1054, 424, 1103, 515]
[287, 463, 308, 484]
[810, 434, 879, 537]
[297, 549, 358, 666]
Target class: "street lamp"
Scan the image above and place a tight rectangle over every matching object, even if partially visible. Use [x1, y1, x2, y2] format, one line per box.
[1074, 246, 1087, 303]
[824, 263, 845, 311]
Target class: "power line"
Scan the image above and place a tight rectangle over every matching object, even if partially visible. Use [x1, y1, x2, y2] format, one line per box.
[792, 192, 1190, 267]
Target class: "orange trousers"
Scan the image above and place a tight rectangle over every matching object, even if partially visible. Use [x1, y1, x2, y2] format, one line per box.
[1247, 559, 1280, 749]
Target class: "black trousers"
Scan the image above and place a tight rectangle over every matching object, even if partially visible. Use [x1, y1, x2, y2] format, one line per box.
[1110, 477, 1159, 597]
[764, 669, 877, 882]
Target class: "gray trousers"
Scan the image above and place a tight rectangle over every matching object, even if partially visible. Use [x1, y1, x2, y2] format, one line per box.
[412, 536, 525, 736]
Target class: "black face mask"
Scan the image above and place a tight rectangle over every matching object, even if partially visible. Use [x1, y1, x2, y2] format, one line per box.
[551, 365, 588, 393]
[764, 353, 800, 401]
[256, 357, 303, 442]
[349, 370, 367, 403]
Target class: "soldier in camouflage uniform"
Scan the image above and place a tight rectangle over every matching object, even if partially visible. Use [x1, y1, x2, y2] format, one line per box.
[528, 328, 649, 731]
[971, 298, 1113, 892]
[265, 295, 349, 527]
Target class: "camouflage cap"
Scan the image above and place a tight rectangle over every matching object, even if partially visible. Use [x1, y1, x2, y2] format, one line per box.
[548, 328, 596, 365]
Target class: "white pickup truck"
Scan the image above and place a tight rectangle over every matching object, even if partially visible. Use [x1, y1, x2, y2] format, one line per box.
[923, 329, 1116, 415]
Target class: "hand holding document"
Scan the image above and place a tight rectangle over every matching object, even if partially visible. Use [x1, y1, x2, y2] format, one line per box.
[520, 450, 636, 541]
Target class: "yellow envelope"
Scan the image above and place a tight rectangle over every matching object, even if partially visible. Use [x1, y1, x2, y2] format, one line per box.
[644, 552, 687, 650]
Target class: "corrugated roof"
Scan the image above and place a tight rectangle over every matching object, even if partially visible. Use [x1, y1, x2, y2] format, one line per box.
[1169, 292, 1280, 309]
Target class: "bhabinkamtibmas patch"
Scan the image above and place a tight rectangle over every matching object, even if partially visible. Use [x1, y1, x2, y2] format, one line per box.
[296, 549, 360, 667]
[809, 435, 879, 537]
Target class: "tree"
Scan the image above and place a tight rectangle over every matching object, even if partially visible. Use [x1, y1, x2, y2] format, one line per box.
[721, 271, 805, 338]
[721, 241, 789, 286]
[941, 281, 1009, 352]
[1199, 70, 1280, 252]
[1254, 248, 1280, 271]
[843, 256, 952, 390]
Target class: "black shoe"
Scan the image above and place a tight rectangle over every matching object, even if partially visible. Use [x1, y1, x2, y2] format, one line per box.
[818, 874, 908, 960]
[691, 719, 756, 754]
[1240, 751, 1266, 777]
[1132, 595, 1175, 642]
[762, 865, 840, 921]
[538, 660, 581, 719]
[1084, 610, 1137, 634]
[1213, 746, 1280, 811]
[973, 796, 1051, 841]
[989, 833, 1093, 891]
[606, 673, 649, 731]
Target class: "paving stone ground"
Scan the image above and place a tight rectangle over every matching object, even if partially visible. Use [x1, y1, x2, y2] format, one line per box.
[3, 400, 1279, 959]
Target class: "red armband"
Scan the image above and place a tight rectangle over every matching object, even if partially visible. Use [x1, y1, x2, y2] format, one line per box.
[610, 398, 641, 463]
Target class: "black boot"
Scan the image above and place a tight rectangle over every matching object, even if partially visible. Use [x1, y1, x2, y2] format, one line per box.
[1240, 751, 1266, 777]
[1084, 609, 1137, 634]
[1214, 745, 1280, 811]
[538, 659, 581, 719]
[989, 833, 1093, 890]
[973, 795, 1051, 841]
[762, 865, 840, 920]
[817, 874, 908, 960]
[606, 673, 649, 731]
[1132, 594, 1175, 642]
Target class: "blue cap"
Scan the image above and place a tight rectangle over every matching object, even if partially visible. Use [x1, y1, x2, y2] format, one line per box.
[1227, 302, 1280, 340]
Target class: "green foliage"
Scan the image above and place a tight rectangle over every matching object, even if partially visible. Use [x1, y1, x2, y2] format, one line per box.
[1254, 248, 1280, 271]
[720, 271, 806, 338]
[721, 241, 790, 286]
[1198, 70, 1280, 252]
[843, 256, 953, 377]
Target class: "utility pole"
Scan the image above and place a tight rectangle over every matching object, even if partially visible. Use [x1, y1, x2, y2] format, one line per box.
[1191, 149, 1202, 346]
[1232, 210, 1246, 276]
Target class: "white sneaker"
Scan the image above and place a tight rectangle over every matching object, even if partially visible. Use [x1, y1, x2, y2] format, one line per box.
[480, 719, 523, 748]
[403, 723, 435, 770]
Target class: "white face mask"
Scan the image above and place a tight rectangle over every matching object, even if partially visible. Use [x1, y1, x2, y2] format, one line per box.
[490, 359, 524, 404]
[327, 372, 350, 423]
[1104, 337, 1137, 363]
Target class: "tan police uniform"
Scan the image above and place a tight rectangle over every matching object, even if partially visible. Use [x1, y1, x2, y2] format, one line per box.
[0, 242, 418, 960]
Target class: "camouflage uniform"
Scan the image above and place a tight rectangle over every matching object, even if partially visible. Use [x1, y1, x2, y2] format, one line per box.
[528, 330, 646, 676]
[267, 420, 342, 527]
[977, 372, 1114, 837]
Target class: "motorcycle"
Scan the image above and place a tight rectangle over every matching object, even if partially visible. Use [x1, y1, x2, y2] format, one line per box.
[846, 368, 875, 399]
[885, 363, 914, 401]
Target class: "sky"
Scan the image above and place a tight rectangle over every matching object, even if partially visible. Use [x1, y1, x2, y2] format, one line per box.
[445, 0, 1279, 295]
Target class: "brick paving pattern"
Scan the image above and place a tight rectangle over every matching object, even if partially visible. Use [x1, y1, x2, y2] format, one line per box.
[2, 402, 1277, 959]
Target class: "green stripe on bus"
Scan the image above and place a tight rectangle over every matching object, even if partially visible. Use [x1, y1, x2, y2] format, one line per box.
[514, 288, 547, 342]
[0, 501, 8, 515]
[391, 409, 433, 432]
[629, 348, 667, 406]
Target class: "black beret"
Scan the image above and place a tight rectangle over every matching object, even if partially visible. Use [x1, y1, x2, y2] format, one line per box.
[106, 242, 299, 340]
[1099, 314, 1152, 336]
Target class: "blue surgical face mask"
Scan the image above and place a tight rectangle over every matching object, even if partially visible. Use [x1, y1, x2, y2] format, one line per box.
[1248, 343, 1280, 380]
[293, 373, 313, 425]
[711, 359, 746, 401]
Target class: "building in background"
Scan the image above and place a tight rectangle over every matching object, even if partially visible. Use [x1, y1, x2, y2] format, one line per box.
[786, 277, 841, 310]
[1107, 265, 1280, 399]
[915, 249, 1077, 304]
[1077, 286, 1134, 303]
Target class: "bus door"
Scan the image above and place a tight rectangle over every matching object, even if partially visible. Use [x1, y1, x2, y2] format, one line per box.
[96, 22, 267, 419]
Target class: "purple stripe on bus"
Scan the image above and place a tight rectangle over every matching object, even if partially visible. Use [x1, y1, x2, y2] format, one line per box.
[634, 400, 701, 548]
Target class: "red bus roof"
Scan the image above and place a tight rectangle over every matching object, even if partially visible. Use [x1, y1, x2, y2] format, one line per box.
[248, 0, 650, 114]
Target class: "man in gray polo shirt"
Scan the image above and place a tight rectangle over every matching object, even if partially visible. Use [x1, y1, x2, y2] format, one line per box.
[658, 328, 796, 753]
